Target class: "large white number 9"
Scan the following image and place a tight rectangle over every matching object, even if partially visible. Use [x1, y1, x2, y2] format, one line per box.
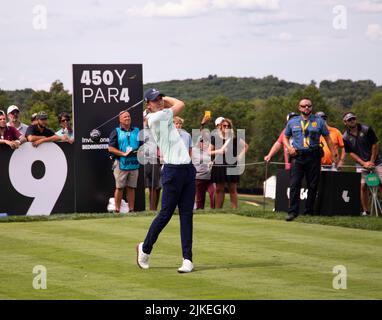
[9, 143, 67, 216]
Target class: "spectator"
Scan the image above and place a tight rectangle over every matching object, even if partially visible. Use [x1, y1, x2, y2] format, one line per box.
[264, 112, 299, 170]
[209, 118, 249, 209]
[25, 111, 64, 147]
[30, 113, 38, 125]
[0, 110, 24, 149]
[214, 116, 225, 130]
[192, 133, 215, 209]
[315, 111, 346, 170]
[7, 105, 28, 135]
[173, 116, 192, 157]
[142, 111, 162, 211]
[56, 112, 74, 144]
[108, 111, 140, 213]
[342, 112, 382, 216]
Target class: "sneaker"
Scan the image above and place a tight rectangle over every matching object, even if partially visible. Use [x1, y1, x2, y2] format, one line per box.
[136, 242, 150, 269]
[361, 211, 369, 216]
[177, 259, 194, 273]
[286, 213, 298, 222]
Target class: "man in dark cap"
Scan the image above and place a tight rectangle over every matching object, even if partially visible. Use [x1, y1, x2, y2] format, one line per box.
[25, 111, 65, 147]
[137, 88, 196, 273]
[342, 112, 382, 216]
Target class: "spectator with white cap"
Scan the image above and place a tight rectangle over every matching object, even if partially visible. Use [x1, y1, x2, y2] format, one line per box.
[7, 105, 28, 135]
[215, 116, 225, 129]
[0, 109, 24, 149]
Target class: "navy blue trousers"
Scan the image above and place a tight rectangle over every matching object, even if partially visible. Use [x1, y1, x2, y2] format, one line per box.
[143, 164, 196, 261]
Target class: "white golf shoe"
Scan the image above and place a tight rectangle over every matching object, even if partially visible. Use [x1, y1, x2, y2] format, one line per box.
[136, 242, 150, 269]
[177, 259, 194, 273]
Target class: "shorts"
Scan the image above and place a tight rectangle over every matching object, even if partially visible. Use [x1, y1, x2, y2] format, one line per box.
[144, 163, 162, 189]
[211, 165, 240, 184]
[113, 160, 139, 189]
[357, 164, 382, 185]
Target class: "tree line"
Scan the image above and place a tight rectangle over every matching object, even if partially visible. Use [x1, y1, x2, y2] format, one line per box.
[1, 76, 382, 190]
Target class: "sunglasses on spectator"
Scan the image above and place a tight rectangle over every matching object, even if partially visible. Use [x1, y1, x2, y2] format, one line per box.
[346, 118, 356, 122]
[299, 105, 312, 109]
[61, 119, 70, 123]
[222, 124, 231, 128]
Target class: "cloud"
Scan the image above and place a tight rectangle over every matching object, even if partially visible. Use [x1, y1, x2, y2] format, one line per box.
[248, 11, 300, 26]
[355, 0, 382, 13]
[211, 0, 280, 11]
[127, 0, 280, 18]
[127, 0, 210, 18]
[279, 32, 292, 41]
[366, 23, 382, 41]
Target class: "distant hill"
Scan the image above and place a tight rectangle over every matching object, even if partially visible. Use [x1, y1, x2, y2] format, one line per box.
[319, 79, 380, 109]
[2, 76, 381, 110]
[5, 88, 35, 109]
[144, 75, 306, 101]
[144, 75, 382, 108]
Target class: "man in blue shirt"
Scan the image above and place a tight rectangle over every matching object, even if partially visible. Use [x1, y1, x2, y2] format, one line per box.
[108, 111, 140, 213]
[283, 99, 337, 221]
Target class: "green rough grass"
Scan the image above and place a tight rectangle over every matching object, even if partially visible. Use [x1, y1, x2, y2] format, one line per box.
[2, 194, 381, 233]
[0, 213, 381, 300]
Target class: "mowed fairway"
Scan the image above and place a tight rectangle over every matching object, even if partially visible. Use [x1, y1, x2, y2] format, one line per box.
[0, 213, 381, 299]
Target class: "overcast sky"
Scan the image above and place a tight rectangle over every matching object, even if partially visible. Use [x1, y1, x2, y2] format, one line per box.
[0, 0, 381, 91]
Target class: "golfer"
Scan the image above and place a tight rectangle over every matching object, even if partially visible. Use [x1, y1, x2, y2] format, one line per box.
[136, 88, 196, 273]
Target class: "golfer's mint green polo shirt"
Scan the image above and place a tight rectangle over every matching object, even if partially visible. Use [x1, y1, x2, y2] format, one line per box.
[147, 109, 191, 165]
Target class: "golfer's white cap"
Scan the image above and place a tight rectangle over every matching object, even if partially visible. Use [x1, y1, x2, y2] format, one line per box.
[215, 117, 225, 126]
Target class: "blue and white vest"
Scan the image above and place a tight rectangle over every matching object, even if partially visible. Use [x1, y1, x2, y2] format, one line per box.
[117, 127, 140, 170]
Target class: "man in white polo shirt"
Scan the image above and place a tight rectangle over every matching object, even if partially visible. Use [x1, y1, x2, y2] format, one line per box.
[136, 88, 196, 273]
[7, 105, 28, 135]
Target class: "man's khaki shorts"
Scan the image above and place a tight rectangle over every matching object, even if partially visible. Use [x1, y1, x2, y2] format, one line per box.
[113, 160, 139, 189]
[357, 164, 382, 185]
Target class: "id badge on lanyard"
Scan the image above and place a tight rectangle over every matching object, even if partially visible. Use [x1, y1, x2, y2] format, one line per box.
[300, 120, 310, 148]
